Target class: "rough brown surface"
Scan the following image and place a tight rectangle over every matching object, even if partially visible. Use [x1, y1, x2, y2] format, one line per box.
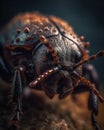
[0, 79, 104, 130]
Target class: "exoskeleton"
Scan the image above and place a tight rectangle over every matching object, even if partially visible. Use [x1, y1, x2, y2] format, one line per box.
[0, 12, 104, 130]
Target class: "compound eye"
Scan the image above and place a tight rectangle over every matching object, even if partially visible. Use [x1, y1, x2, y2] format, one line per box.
[75, 52, 82, 63]
[46, 51, 53, 61]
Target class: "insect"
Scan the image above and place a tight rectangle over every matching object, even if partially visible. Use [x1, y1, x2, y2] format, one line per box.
[0, 12, 104, 130]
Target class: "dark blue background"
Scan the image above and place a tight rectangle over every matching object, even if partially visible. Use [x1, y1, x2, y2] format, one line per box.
[0, 0, 104, 86]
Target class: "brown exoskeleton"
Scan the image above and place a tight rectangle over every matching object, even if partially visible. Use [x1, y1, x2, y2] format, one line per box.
[0, 12, 104, 130]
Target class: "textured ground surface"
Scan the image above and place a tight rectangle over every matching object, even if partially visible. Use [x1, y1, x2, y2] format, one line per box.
[0, 79, 104, 130]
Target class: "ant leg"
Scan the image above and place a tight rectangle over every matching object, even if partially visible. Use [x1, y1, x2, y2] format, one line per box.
[91, 111, 101, 130]
[10, 67, 24, 129]
[72, 69, 103, 130]
[84, 64, 101, 130]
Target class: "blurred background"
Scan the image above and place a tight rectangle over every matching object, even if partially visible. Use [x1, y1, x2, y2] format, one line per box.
[0, 0, 104, 130]
[0, 0, 104, 87]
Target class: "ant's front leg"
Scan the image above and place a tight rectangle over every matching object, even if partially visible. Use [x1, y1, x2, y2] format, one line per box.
[10, 66, 26, 129]
[83, 64, 100, 130]
[71, 63, 102, 130]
